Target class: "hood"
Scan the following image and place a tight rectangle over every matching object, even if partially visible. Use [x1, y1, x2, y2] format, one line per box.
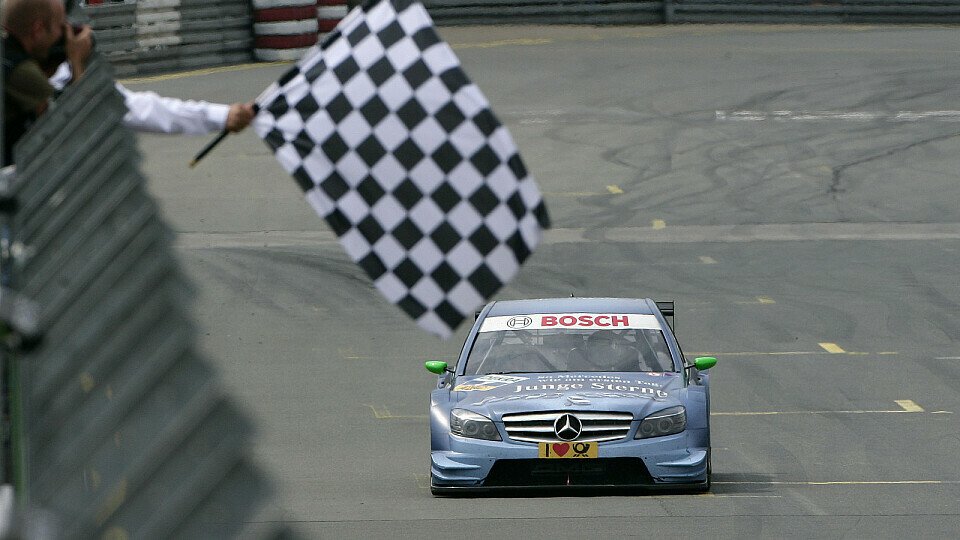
[451, 372, 684, 419]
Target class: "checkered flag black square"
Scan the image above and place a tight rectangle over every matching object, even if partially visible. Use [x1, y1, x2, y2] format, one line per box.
[253, 0, 549, 338]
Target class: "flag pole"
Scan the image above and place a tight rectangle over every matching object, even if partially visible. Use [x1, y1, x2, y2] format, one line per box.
[188, 130, 229, 168]
[189, 103, 261, 168]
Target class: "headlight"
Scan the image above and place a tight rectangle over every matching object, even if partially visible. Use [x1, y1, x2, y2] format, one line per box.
[450, 409, 501, 441]
[635, 406, 686, 439]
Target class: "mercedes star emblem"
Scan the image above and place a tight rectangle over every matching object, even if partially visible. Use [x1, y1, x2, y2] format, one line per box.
[553, 413, 582, 441]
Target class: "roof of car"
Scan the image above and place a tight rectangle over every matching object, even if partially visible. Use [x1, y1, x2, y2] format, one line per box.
[485, 297, 658, 317]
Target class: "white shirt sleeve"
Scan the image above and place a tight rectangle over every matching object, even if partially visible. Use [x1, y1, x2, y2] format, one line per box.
[50, 63, 230, 134]
[116, 83, 230, 135]
[50, 62, 72, 91]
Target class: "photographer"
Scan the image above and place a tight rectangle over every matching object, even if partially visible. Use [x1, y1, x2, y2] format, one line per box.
[2, 0, 93, 165]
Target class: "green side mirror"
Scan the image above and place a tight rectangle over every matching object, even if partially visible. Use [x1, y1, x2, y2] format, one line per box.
[693, 356, 717, 371]
[425, 361, 448, 375]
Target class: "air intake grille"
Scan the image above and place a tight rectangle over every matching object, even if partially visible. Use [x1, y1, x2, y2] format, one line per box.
[501, 411, 634, 443]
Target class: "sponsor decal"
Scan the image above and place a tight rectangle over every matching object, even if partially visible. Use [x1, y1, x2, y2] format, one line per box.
[513, 381, 666, 394]
[576, 390, 668, 400]
[533, 374, 666, 388]
[541, 314, 627, 327]
[472, 392, 563, 406]
[470, 389, 668, 406]
[479, 313, 661, 332]
[476, 374, 528, 384]
[538, 441, 597, 459]
[455, 374, 528, 392]
[514, 383, 668, 397]
[506, 316, 532, 329]
[452, 384, 496, 392]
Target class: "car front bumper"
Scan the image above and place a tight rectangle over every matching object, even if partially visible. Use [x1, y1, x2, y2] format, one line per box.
[431, 430, 709, 490]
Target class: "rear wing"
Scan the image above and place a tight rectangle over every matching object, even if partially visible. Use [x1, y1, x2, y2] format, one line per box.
[655, 301, 674, 330]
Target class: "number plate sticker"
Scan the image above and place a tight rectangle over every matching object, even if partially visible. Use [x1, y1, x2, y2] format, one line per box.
[538, 441, 598, 459]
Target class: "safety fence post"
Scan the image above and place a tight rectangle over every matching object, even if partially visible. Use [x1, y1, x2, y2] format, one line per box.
[0, 167, 41, 504]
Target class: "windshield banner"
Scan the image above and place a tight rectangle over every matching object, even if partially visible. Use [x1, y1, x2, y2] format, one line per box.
[479, 313, 661, 332]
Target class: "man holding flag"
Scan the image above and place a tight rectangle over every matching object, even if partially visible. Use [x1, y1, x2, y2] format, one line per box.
[244, 0, 549, 338]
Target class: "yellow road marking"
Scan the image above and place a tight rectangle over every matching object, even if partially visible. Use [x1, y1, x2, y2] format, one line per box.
[414, 474, 430, 489]
[819, 342, 846, 353]
[735, 296, 776, 305]
[365, 404, 427, 420]
[713, 409, 926, 417]
[714, 401, 941, 416]
[452, 38, 554, 49]
[542, 191, 604, 197]
[606, 184, 624, 194]
[688, 350, 899, 357]
[119, 61, 289, 84]
[699, 256, 717, 264]
[652, 219, 666, 230]
[338, 347, 367, 360]
[895, 399, 924, 412]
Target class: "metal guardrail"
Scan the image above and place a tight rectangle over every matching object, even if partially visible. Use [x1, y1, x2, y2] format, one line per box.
[3, 55, 286, 538]
[667, 0, 960, 23]
[423, 0, 960, 25]
[423, 0, 664, 25]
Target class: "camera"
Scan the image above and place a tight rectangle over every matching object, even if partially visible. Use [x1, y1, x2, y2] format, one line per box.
[41, 1, 95, 72]
[42, 23, 95, 73]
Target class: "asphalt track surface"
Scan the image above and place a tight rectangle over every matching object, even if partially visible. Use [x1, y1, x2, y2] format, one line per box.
[125, 25, 960, 538]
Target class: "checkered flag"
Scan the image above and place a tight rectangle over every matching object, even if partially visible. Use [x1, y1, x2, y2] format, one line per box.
[252, 0, 549, 338]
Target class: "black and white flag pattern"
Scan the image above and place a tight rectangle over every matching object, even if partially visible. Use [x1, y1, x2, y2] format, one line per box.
[253, 0, 549, 338]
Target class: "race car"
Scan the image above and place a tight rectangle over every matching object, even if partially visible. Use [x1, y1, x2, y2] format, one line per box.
[425, 297, 717, 494]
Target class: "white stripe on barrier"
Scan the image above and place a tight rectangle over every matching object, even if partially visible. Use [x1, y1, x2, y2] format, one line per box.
[136, 21, 182, 35]
[138, 0, 181, 8]
[254, 46, 313, 61]
[254, 19, 319, 36]
[138, 35, 182, 48]
[252, 0, 316, 8]
[317, 5, 348, 18]
[136, 11, 181, 25]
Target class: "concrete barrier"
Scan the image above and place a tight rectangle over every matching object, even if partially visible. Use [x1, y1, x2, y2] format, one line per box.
[252, 0, 319, 62]
[86, 0, 253, 77]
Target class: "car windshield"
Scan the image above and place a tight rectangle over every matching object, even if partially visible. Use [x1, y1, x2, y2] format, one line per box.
[463, 328, 676, 376]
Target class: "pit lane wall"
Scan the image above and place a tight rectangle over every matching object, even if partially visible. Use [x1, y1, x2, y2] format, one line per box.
[0, 55, 288, 538]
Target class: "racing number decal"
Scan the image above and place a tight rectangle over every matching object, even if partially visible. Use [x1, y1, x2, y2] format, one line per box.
[538, 441, 598, 459]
